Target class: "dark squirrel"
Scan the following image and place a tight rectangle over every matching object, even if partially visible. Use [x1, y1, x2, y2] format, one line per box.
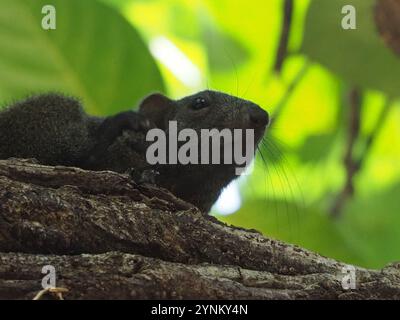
[0, 91, 269, 212]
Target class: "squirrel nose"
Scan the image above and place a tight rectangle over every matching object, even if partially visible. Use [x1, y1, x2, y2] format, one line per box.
[248, 105, 269, 127]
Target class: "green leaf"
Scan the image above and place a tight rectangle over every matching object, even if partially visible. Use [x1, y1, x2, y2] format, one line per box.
[0, 0, 164, 115]
[170, 3, 200, 41]
[201, 20, 250, 72]
[302, 0, 400, 98]
[339, 183, 400, 268]
[298, 133, 337, 164]
[98, 0, 132, 9]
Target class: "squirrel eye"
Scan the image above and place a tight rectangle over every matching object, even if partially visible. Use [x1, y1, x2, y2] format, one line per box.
[191, 97, 209, 110]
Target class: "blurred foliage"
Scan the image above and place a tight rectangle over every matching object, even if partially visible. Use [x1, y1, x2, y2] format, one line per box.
[0, 0, 399, 269]
[303, 0, 400, 99]
[0, 0, 164, 115]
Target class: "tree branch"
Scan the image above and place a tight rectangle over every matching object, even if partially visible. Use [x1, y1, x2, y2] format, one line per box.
[2, 251, 400, 300]
[331, 92, 392, 218]
[0, 158, 399, 299]
[375, 0, 400, 57]
[274, 0, 294, 73]
[330, 88, 362, 217]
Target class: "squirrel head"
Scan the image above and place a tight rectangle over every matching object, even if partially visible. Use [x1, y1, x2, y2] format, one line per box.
[137, 90, 270, 212]
[139, 90, 269, 143]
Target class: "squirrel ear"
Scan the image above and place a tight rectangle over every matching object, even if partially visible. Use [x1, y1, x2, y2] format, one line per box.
[139, 93, 174, 129]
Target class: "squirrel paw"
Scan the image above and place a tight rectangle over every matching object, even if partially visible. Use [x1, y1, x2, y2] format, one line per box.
[88, 112, 154, 166]
[96, 111, 154, 149]
[102, 111, 153, 137]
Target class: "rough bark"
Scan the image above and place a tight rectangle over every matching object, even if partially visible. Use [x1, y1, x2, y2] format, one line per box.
[0, 158, 399, 300]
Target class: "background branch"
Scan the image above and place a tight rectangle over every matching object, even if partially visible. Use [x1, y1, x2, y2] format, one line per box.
[331, 91, 392, 218]
[274, 0, 294, 74]
[330, 88, 362, 217]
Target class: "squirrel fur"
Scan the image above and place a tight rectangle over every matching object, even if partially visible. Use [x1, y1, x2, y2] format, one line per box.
[0, 91, 269, 212]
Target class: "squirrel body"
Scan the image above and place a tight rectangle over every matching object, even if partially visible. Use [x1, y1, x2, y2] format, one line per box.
[0, 91, 269, 212]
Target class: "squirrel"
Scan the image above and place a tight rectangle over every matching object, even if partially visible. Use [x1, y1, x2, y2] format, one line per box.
[0, 91, 269, 212]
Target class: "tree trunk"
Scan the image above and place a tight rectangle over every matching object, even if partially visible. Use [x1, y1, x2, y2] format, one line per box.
[0, 158, 399, 300]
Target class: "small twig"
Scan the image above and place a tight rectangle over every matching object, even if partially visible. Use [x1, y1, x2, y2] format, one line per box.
[331, 92, 392, 218]
[33, 287, 69, 300]
[274, 0, 294, 73]
[359, 99, 392, 168]
[330, 88, 362, 218]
